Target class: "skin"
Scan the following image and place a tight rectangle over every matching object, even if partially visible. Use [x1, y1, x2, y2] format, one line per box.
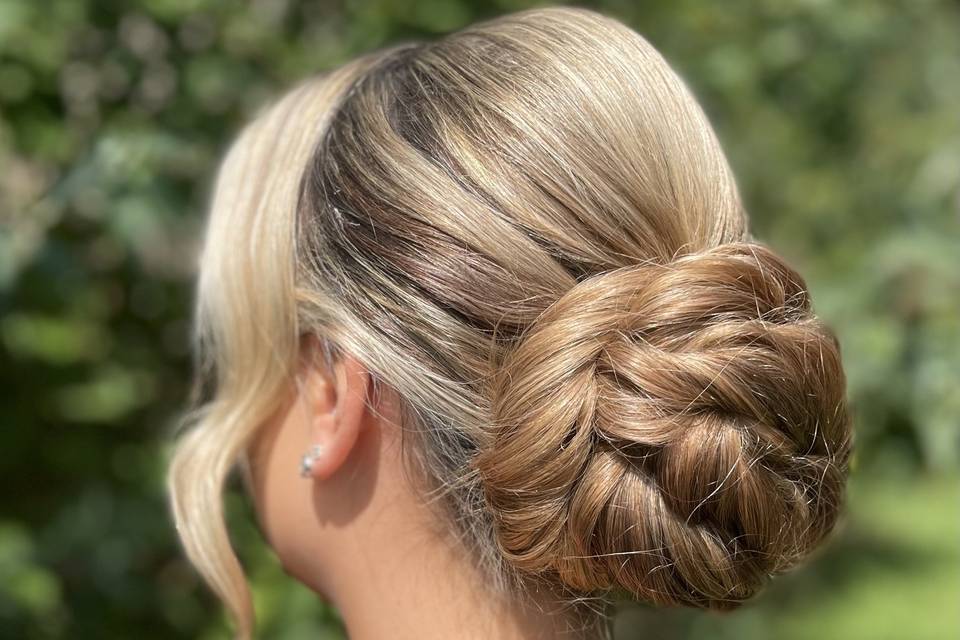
[245, 335, 595, 640]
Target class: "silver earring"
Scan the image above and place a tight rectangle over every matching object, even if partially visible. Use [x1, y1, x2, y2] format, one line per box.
[299, 445, 323, 478]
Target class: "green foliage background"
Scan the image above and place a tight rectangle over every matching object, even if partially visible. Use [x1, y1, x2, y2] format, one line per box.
[1, 0, 957, 638]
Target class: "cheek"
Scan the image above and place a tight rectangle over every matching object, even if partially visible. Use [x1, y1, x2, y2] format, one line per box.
[247, 404, 316, 573]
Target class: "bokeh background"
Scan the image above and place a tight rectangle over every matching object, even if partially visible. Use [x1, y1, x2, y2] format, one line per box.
[1, 0, 958, 638]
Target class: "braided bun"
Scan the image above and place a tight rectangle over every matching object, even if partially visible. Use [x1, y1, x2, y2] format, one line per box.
[476, 242, 852, 608]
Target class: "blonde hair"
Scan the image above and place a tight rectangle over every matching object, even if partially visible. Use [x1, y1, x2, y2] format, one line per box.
[167, 7, 852, 637]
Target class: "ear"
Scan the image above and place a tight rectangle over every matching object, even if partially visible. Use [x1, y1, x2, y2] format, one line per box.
[298, 337, 370, 481]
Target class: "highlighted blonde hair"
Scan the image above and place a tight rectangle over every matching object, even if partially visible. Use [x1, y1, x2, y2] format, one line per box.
[167, 7, 852, 637]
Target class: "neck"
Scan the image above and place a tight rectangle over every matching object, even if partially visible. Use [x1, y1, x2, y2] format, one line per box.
[326, 515, 604, 640]
[302, 408, 608, 639]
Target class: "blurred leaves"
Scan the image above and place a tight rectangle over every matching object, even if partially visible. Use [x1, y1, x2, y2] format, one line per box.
[0, 0, 957, 638]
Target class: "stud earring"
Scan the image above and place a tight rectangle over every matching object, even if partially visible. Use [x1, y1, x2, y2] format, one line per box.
[299, 445, 323, 478]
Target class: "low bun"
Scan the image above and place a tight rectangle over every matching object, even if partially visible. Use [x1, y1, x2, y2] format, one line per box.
[476, 242, 852, 608]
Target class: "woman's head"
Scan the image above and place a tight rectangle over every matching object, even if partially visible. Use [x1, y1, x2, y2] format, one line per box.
[167, 6, 852, 636]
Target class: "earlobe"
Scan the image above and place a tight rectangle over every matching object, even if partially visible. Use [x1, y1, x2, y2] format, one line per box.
[300, 351, 370, 481]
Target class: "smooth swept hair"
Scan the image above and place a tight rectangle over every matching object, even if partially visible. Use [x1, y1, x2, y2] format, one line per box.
[167, 7, 853, 637]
